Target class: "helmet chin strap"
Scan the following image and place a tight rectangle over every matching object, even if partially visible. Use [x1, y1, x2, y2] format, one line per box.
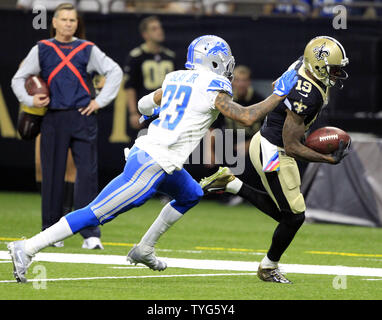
[333, 79, 344, 89]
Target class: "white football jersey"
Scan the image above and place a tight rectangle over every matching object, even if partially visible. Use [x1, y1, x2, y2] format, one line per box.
[135, 69, 233, 173]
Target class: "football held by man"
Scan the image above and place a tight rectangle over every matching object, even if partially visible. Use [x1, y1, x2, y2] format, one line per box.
[8, 35, 298, 283]
[200, 36, 350, 284]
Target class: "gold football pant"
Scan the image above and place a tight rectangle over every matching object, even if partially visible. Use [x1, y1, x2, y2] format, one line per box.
[248, 132, 306, 214]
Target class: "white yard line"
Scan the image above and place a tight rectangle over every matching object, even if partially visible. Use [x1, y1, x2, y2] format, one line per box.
[1, 250, 382, 279]
[0, 273, 258, 283]
[110, 266, 147, 269]
[363, 278, 382, 281]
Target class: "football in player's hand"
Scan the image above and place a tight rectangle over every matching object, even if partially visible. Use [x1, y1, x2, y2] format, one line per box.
[25, 75, 49, 96]
[305, 126, 351, 154]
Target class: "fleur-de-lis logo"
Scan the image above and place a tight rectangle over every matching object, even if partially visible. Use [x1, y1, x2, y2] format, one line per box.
[313, 43, 330, 61]
[293, 100, 308, 114]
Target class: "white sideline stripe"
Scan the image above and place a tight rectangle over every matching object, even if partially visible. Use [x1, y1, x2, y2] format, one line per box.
[0, 273, 257, 283]
[363, 278, 382, 281]
[1, 251, 382, 278]
[110, 266, 146, 269]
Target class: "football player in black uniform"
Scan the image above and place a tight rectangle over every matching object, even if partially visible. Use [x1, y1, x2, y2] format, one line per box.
[123, 16, 176, 137]
[200, 36, 350, 283]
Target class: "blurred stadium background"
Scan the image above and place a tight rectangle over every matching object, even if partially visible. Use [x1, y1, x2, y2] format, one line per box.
[0, 1, 381, 225]
[0, 0, 382, 302]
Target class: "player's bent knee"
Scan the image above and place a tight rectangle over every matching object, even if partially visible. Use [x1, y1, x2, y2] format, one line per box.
[194, 184, 204, 201]
[171, 184, 204, 214]
[182, 181, 204, 203]
[282, 212, 305, 229]
[187, 184, 204, 205]
[294, 212, 305, 227]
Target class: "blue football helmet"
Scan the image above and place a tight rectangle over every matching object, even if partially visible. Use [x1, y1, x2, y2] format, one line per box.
[185, 35, 235, 81]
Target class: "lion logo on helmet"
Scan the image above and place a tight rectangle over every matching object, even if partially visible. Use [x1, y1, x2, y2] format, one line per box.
[207, 42, 229, 56]
[313, 43, 330, 61]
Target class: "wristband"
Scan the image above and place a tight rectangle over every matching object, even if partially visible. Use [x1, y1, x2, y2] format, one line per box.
[138, 91, 158, 116]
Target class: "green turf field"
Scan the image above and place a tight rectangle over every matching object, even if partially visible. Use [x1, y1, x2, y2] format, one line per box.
[0, 191, 381, 301]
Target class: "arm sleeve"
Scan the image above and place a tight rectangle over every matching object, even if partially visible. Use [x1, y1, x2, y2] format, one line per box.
[11, 45, 41, 107]
[87, 45, 123, 108]
[138, 91, 158, 116]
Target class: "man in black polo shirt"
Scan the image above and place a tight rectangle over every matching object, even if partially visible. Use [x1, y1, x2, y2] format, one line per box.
[123, 16, 176, 138]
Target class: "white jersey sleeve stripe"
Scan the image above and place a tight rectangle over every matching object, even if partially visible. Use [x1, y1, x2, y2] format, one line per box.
[207, 79, 233, 96]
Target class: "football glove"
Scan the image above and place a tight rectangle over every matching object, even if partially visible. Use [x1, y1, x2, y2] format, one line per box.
[273, 69, 298, 97]
[331, 139, 351, 164]
[139, 107, 160, 124]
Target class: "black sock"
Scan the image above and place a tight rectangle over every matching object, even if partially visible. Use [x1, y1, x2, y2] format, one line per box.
[63, 182, 74, 215]
[238, 183, 282, 222]
[267, 213, 305, 262]
[237, 183, 305, 262]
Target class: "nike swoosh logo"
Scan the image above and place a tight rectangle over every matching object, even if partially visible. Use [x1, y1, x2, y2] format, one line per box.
[280, 80, 285, 91]
[207, 187, 224, 191]
[298, 92, 308, 98]
[16, 251, 25, 267]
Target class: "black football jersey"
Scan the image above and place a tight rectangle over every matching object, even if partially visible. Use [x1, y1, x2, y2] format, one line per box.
[123, 44, 176, 99]
[260, 57, 328, 148]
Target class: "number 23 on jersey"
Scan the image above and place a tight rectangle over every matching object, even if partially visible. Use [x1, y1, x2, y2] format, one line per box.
[153, 84, 192, 131]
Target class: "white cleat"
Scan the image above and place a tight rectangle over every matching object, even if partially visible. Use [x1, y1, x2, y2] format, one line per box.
[7, 240, 33, 283]
[82, 237, 104, 250]
[127, 244, 167, 271]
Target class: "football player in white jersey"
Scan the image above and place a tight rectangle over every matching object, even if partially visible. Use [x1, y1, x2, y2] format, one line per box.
[8, 35, 298, 282]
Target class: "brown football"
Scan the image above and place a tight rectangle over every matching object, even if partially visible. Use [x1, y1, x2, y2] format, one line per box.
[25, 75, 49, 96]
[305, 126, 351, 154]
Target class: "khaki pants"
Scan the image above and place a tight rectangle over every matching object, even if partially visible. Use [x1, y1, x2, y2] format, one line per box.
[249, 132, 306, 214]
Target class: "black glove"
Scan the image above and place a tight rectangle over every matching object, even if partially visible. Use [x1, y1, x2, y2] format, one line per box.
[331, 139, 351, 164]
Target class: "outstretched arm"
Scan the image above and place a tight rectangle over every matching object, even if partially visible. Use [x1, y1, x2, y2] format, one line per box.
[214, 69, 298, 127]
[215, 92, 284, 127]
